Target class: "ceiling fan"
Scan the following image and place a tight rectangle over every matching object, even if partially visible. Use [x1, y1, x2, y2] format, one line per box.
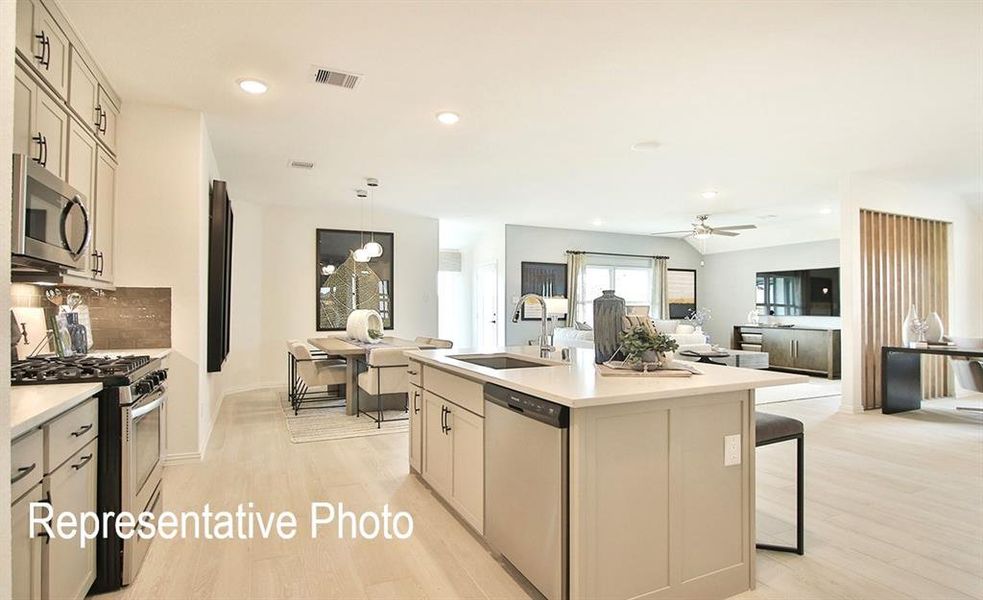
[651, 214, 757, 239]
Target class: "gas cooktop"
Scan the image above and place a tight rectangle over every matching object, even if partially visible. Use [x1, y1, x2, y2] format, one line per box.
[11, 355, 154, 386]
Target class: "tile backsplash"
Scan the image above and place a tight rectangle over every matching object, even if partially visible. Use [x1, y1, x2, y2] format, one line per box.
[11, 284, 171, 350]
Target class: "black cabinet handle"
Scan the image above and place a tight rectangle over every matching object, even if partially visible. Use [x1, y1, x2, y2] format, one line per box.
[440, 405, 446, 433]
[32, 132, 44, 165]
[70, 453, 94, 470]
[34, 32, 45, 65]
[70, 423, 93, 437]
[99, 109, 107, 134]
[91, 250, 100, 276]
[413, 391, 420, 414]
[100, 251, 105, 276]
[39, 135, 47, 168]
[443, 406, 452, 434]
[11, 462, 37, 484]
[94, 105, 102, 130]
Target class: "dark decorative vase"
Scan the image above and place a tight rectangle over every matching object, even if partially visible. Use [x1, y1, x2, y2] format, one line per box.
[593, 290, 626, 364]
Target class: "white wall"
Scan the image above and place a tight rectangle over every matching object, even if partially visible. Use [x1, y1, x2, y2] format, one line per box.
[438, 247, 473, 348]
[701, 239, 841, 346]
[1, 2, 17, 594]
[255, 204, 439, 385]
[840, 178, 983, 412]
[116, 103, 220, 460]
[504, 225, 704, 345]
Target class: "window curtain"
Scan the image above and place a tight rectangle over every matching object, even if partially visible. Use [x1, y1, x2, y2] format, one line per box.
[566, 252, 586, 323]
[651, 257, 669, 319]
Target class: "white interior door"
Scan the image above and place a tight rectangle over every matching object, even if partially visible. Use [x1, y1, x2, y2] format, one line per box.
[475, 262, 498, 347]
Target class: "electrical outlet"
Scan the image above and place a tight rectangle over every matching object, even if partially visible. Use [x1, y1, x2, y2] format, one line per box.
[724, 434, 742, 466]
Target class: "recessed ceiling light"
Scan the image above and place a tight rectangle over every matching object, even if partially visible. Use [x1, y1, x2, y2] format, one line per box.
[701, 189, 719, 199]
[237, 78, 268, 95]
[819, 207, 833, 215]
[631, 141, 661, 152]
[591, 218, 604, 227]
[436, 111, 460, 125]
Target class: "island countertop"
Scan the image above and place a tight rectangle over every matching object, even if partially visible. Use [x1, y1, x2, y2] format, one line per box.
[404, 345, 807, 408]
[11, 382, 104, 439]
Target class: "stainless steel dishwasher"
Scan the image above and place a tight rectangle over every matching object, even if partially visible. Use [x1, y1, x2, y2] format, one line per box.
[484, 383, 569, 600]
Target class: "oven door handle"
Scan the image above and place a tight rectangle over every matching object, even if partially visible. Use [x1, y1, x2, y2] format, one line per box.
[131, 394, 165, 419]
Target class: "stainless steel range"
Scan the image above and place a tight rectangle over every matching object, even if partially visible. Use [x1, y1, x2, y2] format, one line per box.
[12, 354, 168, 592]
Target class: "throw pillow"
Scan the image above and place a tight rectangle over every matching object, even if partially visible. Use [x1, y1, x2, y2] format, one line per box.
[652, 320, 678, 334]
[574, 321, 593, 331]
[675, 324, 695, 334]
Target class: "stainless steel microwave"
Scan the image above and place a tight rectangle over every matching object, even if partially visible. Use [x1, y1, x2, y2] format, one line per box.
[11, 153, 91, 271]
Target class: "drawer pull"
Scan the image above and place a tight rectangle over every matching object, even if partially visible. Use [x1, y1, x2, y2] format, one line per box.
[11, 463, 37, 484]
[70, 454, 94, 471]
[70, 423, 94, 437]
[407, 370, 418, 375]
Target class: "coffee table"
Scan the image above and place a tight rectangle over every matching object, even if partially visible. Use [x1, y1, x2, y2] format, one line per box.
[678, 348, 770, 369]
[679, 350, 731, 366]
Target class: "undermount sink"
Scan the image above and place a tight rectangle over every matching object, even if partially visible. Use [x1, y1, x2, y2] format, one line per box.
[449, 354, 562, 370]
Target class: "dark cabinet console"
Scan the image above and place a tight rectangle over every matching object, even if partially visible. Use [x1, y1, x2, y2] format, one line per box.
[734, 325, 841, 379]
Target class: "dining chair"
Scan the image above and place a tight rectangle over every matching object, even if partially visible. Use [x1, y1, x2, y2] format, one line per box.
[288, 342, 346, 415]
[356, 347, 411, 428]
[755, 411, 804, 555]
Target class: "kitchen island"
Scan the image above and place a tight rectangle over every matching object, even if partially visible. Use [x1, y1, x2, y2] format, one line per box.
[403, 345, 805, 600]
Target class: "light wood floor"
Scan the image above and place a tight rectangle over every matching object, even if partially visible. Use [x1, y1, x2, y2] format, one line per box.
[95, 389, 983, 600]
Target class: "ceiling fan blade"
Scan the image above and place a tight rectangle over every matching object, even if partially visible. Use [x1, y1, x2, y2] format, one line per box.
[649, 230, 693, 236]
[713, 230, 741, 237]
[713, 224, 757, 231]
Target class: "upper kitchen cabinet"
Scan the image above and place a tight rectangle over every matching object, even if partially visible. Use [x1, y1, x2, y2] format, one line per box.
[68, 48, 100, 133]
[93, 149, 117, 283]
[66, 118, 97, 279]
[15, 64, 69, 180]
[16, 0, 70, 99]
[96, 87, 120, 153]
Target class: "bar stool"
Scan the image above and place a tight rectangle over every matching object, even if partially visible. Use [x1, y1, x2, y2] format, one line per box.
[755, 411, 804, 555]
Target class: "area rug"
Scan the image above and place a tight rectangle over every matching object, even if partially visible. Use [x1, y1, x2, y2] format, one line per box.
[278, 393, 409, 444]
[755, 378, 842, 405]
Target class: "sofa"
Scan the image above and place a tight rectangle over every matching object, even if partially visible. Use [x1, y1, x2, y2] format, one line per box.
[553, 320, 712, 353]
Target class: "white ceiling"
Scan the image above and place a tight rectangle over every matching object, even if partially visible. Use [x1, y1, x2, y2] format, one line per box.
[60, 1, 982, 252]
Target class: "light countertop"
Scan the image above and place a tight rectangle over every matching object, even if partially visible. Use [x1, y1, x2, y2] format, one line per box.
[11, 383, 104, 439]
[404, 346, 807, 408]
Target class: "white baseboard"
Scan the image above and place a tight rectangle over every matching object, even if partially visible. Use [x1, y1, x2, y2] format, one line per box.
[164, 451, 203, 466]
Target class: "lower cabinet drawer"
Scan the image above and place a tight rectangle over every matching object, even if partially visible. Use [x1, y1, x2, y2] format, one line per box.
[407, 360, 423, 387]
[45, 397, 98, 473]
[11, 429, 44, 507]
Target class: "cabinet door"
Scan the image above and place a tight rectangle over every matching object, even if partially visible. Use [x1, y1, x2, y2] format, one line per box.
[45, 441, 98, 600]
[792, 330, 830, 373]
[422, 392, 452, 496]
[408, 384, 423, 473]
[69, 49, 100, 132]
[14, 66, 38, 160]
[34, 3, 70, 99]
[93, 149, 116, 282]
[449, 406, 484, 533]
[35, 86, 69, 179]
[66, 119, 97, 279]
[97, 87, 119, 153]
[15, 0, 38, 64]
[12, 484, 44, 600]
[762, 329, 794, 369]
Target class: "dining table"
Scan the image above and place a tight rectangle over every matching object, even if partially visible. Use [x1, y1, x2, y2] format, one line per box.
[307, 336, 434, 415]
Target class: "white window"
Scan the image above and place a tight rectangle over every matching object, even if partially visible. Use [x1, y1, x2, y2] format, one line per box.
[576, 258, 653, 325]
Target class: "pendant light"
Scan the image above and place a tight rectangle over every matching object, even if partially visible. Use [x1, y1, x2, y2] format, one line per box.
[362, 177, 384, 258]
[353, 188, 370, 262]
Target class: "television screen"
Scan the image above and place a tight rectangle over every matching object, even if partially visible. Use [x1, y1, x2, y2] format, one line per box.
[755, 267, 839, 317]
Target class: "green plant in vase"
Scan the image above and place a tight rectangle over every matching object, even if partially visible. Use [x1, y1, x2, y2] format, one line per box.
[367, 329, 383, 341]
[618, 325, 679, 369]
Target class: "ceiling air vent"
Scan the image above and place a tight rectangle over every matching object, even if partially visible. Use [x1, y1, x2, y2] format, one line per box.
[288, 160, 315, 170]
[312, 66, 360, 90]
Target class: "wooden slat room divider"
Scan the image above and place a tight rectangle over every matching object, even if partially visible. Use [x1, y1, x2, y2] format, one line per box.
[860, 209, 951, 410]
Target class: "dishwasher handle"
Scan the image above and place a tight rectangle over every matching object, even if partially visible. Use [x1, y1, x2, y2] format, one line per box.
[484, 383, 568, 428]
